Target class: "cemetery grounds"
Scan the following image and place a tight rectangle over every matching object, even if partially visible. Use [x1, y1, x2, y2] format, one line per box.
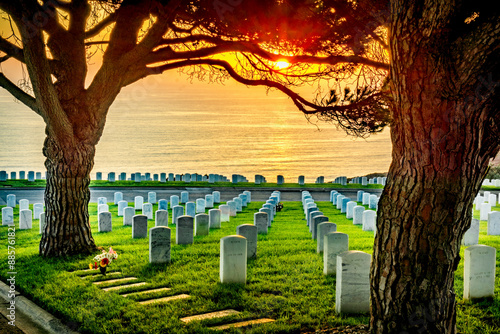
[0, 182, 499, 333]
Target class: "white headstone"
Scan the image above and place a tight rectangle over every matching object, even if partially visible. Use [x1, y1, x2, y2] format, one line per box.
[33, 203, 44, 220]
[346, 201, 357, 219]
[219, 205, 230, 222]
[170, 195, 180, 209]
[336, 195, 345, 210]
[237, 224, 257, 258]
[259, 208, 272, 227]
[324, 232, 349, 275]
[2, 207, 14, 225]
[195, 198, 205, 213]
[480, 202, 492, 221]
[123, 207, 134, 226]
[308, 209, 322, 230]
[134, 196, 144, 211]
[254, 212, 268, 234]
[148, 192, 157, 204]
[311, 215, 328, 240]
[362, 210, 377, 231]
[487, 211, 500, 235]
[132, 215, 148, 238]
[353, 206, 365, 225]
[19, 209, 32, 229]
[212, 191, 221, 203]
[233, 198, 243, 212]
[209, 209, 221, 229]
[369, 195, 378, 210]
[185, 202, 196, 217]
[462, 219, 480, 246]
[336, 251, 371, 314]
[19, 199, 29, 211]
[114, 192, 123, 205]
[180, 191, 189, 203]
[488, 193, 497, 206]
[158, 199, 168, 211]
[98, 212, 112, 232]
[98, 204, 109, 214]
[317, 222, 337, 253]
[172, 205, 184, 225]
[220, 235, 247, 283]
[362, 193, 370, 205]
[149, 227, 171, 263]
[205, 195, 214, 208]
[6, 194, 16, 208]
[98, 197, 107, 205]
[39, 212, 46, 234]
[195, 213, 210, 236]
[176, 216, 194, 245]
[118, 201, 128, 216]
[155, 210, 168, 227]
[239, 194, 248, 207]
[464, 245, 496, 300]
[227, 201, 237, 217]
[243, 191, 251, 203]
[142, 203, 153, 220]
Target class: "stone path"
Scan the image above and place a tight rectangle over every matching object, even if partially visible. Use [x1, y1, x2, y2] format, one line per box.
[72, 269, 276, 331]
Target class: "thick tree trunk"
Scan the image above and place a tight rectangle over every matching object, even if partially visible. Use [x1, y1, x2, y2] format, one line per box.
[369, 1, 500, 333]
[39, 135, 97, 257]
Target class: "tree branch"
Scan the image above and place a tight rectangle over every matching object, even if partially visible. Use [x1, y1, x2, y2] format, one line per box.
[44, 0, 71, 11]
[68, 0, 91, 36]
[0, 37, 25, 63]
[147, 58, 388, 124]
[150, 37, 389, 70]
[84, 11, 117, 39]
[0, 73, 42, 117]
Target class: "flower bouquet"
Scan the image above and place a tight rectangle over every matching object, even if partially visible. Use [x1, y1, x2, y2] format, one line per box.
[89, 247, 118, 275]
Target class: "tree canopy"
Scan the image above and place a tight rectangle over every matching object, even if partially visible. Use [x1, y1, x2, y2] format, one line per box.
[0, 0, 391, 138]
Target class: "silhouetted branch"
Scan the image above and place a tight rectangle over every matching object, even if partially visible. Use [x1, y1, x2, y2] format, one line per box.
[0, 36, 25, 63]
[146, 58, 390, 136]
[0, 73, 41, 117]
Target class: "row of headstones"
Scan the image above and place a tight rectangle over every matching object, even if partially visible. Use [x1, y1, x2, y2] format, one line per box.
[97, 191, 251, 233]
[253, 191, 281, 234]
[150, 190, 278, 280]
[219, 191, 282, 283]
[482, 179, 500, 187]
[306, 191, 498, 313]
[348, 176, 387, 186]
[472, 191, 500, 235]
[0, 171, 44, 182]
[124, 191, 252, 239]
[302, 191, 372, 314]
[330, 243, 497, 313]
[95, 172, 230, 183]
[2, 197, 45, 232]
[330, 190, 378, 232]
[146, 191, 256, 266]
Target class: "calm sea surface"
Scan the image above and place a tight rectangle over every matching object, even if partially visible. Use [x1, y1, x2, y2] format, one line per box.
[0, 80, 392, 182]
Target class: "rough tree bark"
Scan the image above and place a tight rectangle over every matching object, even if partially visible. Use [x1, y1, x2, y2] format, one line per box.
[370, 1, 500, 333]
[40, 135, 97, 256]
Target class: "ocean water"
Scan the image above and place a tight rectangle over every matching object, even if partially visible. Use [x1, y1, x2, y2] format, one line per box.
[0, 80, 392, 182]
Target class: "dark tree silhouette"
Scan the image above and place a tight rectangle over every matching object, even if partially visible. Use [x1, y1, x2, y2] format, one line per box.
[1, 1, 499, 333]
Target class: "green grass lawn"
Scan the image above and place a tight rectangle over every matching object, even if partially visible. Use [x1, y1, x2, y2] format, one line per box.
[0, 196, 499, 333]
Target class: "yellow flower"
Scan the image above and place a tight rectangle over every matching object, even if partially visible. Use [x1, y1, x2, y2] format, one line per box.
[100, 258, 110, 267]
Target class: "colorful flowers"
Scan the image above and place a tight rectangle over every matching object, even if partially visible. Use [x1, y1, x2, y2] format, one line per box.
[89, 247, 118, 272]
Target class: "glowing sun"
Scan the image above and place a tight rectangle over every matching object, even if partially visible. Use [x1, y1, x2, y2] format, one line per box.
[274, 60, 290, 69]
